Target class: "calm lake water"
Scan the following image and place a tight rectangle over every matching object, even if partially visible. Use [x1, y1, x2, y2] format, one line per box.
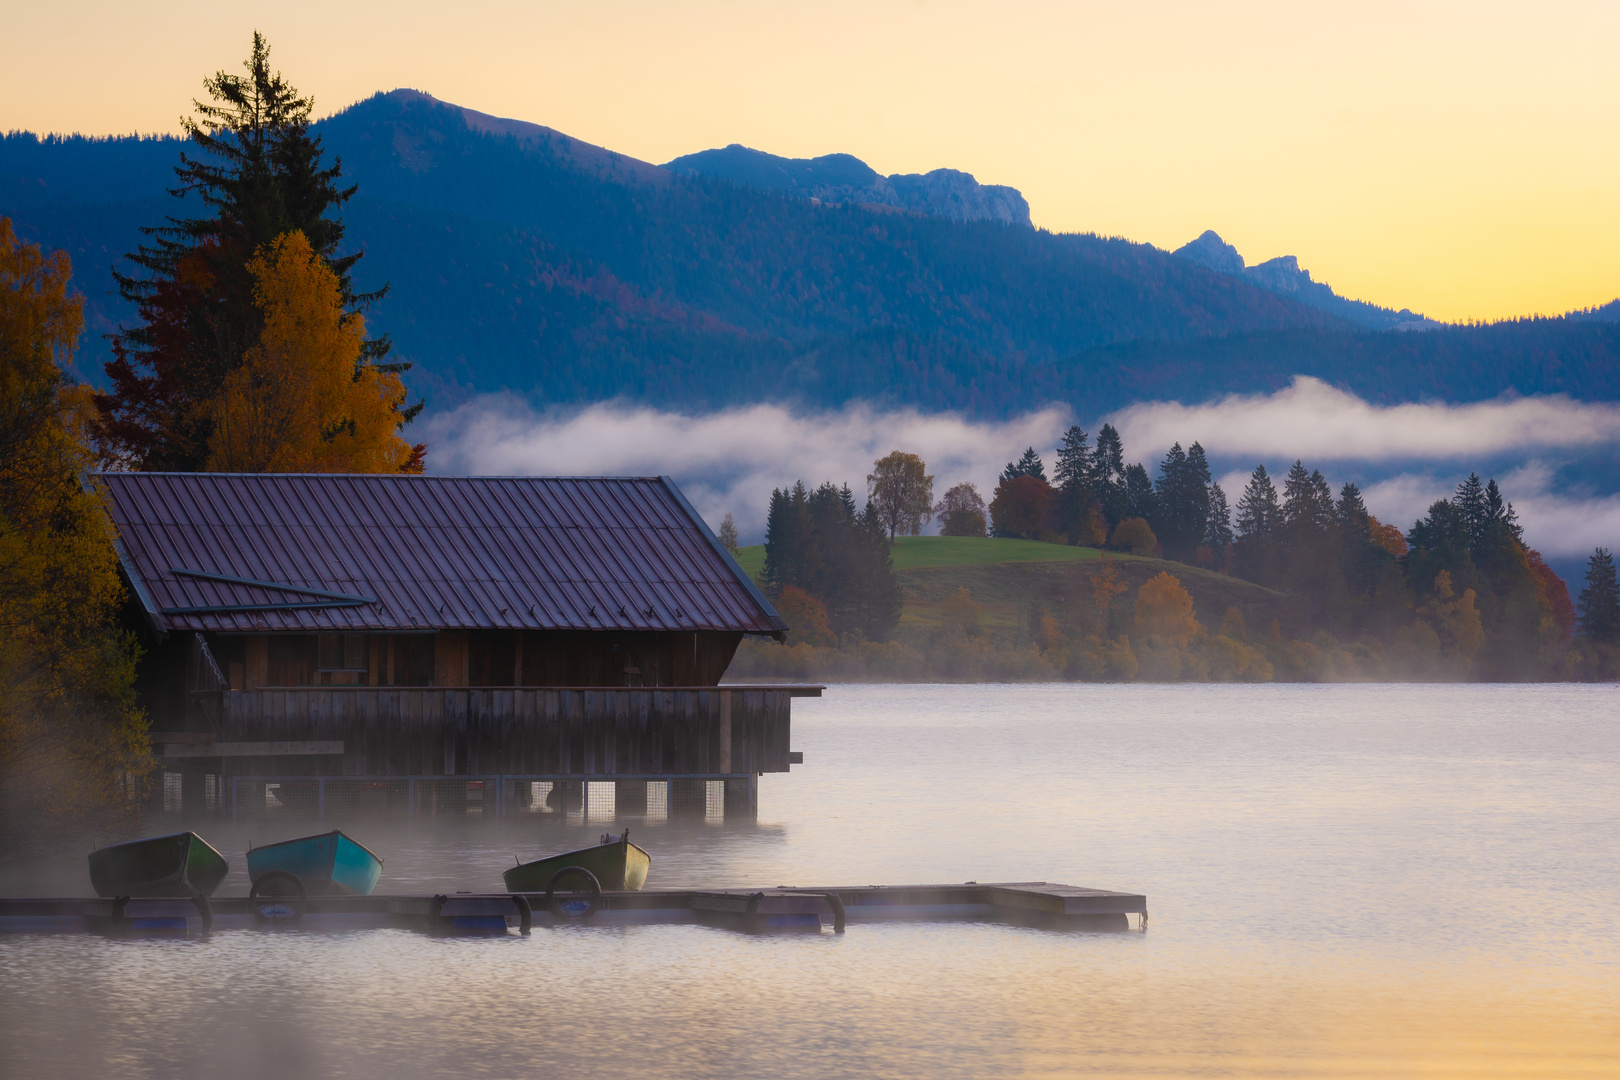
[3, 684, 1617, 1078]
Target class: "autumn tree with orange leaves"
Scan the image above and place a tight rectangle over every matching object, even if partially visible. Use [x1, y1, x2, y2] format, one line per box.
[208, 232, 416, 473]
[0, 221, 148, 855]
[96, 33, 421, 473]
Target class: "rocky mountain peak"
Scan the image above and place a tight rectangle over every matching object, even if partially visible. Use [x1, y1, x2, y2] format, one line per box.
[663, 145, 1032, 227]
[1173, 230, 1246, 276]
[1172, 230, 1438, 331]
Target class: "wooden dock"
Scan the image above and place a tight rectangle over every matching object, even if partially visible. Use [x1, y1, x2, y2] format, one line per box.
[0, 882, 1146, 936]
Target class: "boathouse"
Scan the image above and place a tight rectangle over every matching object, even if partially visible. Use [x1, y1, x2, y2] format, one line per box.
[99, 473, 812, 821]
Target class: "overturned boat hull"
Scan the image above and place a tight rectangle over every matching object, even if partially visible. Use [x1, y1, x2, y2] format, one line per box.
[247, 830, 383, 896]
[504, 834, 651, 893]
[88, 832, 230, 898]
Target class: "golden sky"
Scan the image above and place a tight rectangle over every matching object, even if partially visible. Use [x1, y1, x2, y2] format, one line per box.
[4, 0, 1617, 322]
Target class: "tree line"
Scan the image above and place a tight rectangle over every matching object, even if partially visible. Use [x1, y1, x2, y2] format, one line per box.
[758, 451, 929, 645]
[755, 429, 1618, 680]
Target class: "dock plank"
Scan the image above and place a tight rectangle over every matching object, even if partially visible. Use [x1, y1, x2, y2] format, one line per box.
[0, 881, 1145, 934]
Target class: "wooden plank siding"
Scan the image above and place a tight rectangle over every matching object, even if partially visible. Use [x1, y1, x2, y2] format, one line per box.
[212, 687, 794, 779]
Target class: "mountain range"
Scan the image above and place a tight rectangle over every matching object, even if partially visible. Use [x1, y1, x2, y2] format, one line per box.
[1173, 230, 1440, 331]
[664, 144, 1032, 226]
[3, 88, 1617, 419]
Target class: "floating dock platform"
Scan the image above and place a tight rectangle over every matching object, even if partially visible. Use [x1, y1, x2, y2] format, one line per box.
[0, 882, 1146, 937]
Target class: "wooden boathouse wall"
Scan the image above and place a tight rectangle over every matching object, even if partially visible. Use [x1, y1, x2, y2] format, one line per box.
[201, 686, 803, 778]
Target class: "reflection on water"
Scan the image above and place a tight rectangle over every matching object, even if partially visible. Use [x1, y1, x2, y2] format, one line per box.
[3, 684, 1617, 1078]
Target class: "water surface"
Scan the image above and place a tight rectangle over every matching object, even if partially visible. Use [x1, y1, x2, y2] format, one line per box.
[3, 684, 1616, 1078]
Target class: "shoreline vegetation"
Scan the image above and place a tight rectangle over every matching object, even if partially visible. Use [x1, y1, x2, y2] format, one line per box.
[732, 429, 1617, 684]
[731, 539, 1620, 683]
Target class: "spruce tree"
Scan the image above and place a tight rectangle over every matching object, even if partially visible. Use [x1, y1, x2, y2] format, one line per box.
[1053, 425, 1092, 491]
[850, 500, 904, 641]
[1186, 442, 1213, 554]
[1123, 463, 1157, 523]
[1578, 548, 1619, 643]
[1153, 442, 1206, 562]
[1281, 461, 1332, 533]
[1205, 481, 1234, 556]
[1235, 464, 1279, 540]
[1093, 424, 1128, 526]
[1001, 447, 1047, 484]
[99, 32, 410, 470]
[1455, 473, 1488, 550]
[1405, 498, 1477, 599]
[1233, 464, 1281, 585]
[1052, 425, 1095, 540]
[1335, 482, 1375, 596]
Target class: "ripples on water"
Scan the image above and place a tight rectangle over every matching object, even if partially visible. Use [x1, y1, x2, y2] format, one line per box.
[3, 684, 1616, 1078]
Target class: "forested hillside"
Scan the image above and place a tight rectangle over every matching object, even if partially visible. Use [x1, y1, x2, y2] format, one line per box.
[1, 90, 1341, 412]
[4, 88, 1618, 415]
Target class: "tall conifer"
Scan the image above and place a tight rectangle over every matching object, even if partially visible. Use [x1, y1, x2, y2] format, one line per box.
[98, 32, 413, 470]
[1235, 464, 1279, 540]
[1205, 481, 1233, 556]
[1577, 548, 1619, 643]
[1093, 424, 1128, 526]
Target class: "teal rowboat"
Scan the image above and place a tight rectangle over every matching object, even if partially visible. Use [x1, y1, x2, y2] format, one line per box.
[88, 832, 229, 898]
[247, 830, 384, 896]
[504, 831, 651, 893]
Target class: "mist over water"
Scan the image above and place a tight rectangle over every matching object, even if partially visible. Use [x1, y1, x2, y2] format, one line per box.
[3, 684, 1617, 1078]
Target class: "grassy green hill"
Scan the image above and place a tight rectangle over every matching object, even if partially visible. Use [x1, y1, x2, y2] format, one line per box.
[732, 535, 1105, 578]
[733, 536, 1283, 648]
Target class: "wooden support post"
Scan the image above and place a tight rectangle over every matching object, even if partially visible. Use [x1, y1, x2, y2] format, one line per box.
[180, 765, 206, 816]
[719, 691, 732, 773]
[670, 778, 707, 820]
[723, 776, 756, 821]
[615, 779, 648, 817]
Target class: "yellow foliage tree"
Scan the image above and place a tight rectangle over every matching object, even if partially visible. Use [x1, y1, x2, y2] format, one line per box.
[1418, 570, 1485, 666]
[1134, 571, 1202, 644]
[1, 219, 148, 854]
[207, 231, 416, 473]
[1110, 517, 1157, 555]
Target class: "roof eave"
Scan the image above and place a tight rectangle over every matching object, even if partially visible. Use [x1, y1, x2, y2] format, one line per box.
[658, 475, 788, 636]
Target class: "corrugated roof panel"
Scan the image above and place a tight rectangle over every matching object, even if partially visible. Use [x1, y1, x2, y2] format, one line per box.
[97, 473, 785, 636]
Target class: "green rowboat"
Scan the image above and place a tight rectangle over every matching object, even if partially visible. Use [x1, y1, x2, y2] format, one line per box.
[504, 830, 651, 893]
[88, 832, 230, 898]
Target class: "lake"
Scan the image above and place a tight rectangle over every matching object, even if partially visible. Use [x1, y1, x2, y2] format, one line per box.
[2, 683, 1616, 1078]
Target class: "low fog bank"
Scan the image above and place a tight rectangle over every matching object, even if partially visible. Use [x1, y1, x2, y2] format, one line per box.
[423, 381, 1620, 564]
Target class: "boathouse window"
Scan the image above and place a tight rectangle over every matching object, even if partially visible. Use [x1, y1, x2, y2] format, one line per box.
[267, 635, 318, 686]
[395, 635, 435, 687]
[468, 631, 516, 687]
[317, 634, 368, 672]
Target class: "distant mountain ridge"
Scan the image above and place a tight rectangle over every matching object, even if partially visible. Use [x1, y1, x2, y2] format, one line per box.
[663, 144, 1033, 227]
[2, 89, 1337, 414]
[3, 89, 1618, 419]
[1174, 230, 1440, 331]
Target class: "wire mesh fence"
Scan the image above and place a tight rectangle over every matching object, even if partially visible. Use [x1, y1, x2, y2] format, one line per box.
[225, 775, 751, 824]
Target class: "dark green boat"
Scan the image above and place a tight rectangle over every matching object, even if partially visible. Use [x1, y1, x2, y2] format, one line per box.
[88, 832, 230, 898]
[504, 831, 651, 893]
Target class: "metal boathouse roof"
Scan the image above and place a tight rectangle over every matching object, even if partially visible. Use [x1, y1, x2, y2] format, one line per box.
[97, 473, 785, 637]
